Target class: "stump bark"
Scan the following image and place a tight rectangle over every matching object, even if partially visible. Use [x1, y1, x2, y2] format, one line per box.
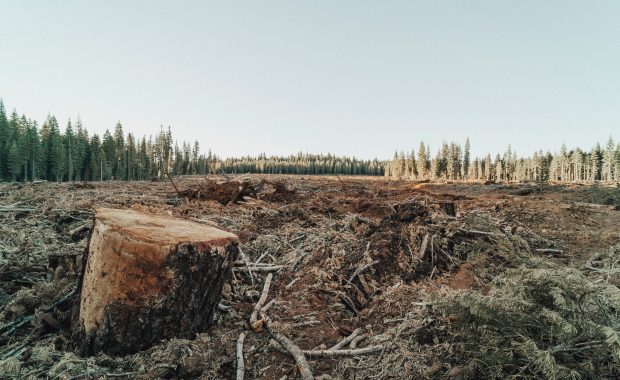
[74, 208, 238, 355]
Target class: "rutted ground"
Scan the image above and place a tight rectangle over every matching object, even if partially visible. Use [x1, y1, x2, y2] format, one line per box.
[0, 176, 618, 379]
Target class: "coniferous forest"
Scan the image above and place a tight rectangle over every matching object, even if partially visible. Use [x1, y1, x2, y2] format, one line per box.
[0, 100, 618, 183]
[0, 101, 384, 182]
[384, 138, 620, 182]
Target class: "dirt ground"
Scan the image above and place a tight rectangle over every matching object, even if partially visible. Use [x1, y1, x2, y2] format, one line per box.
[0, 175, 619, 379]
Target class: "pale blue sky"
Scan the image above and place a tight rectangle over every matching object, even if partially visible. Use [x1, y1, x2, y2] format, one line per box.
[0, 1, 618, 159]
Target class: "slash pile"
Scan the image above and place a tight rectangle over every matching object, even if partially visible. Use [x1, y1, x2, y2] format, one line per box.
[0, 176, 619, 379]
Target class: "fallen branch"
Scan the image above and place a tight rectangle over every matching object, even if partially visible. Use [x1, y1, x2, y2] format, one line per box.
[535, 248, 565, 255]
[69, 223, 90, 239]
[304, 345, 385, 357]
[263, 314, 314, 380]
[347, 261, 379, 284]
[235, 265, 284, 273]
[234, 261, 278, 267]
[575, 202, 616, 210]
[292, 320, 321, 328]
[458, 228, 498, 237]
[350, 334, 367, 349]
[329, 328, 362, 351]
[0, 287, 76, 339]
[250, 273, 273, 331]
[238, 247, 254, 286]
[289, 234, 306, 244]
[289, 251, 310, 271]
[270, 338, 385, 358]
[236, 331, 247, 380]
[217, 303, 231, 312]
[0, 207, 36, 212]
[261, 299, 276, 313]
[166, 172, 182, 197]
[285, 277, 300, 289]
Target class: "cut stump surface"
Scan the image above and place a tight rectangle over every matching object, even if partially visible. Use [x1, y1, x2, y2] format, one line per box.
[75, 208, 238, 355]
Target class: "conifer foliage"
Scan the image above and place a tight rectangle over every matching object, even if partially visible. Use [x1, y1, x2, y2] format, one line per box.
[386, 138, 620, 182]
[441, 245, 620, 379]
[0, 100, 385, 182]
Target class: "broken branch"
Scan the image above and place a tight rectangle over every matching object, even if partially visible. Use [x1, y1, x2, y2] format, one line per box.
[304, 345, 385, 357]
[236, 331, 247, 380]
[250, 273, 273, 331]
[329, 328, 362, 351]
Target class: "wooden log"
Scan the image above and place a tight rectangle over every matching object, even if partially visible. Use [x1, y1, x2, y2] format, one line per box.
[74, 207, 239, 355]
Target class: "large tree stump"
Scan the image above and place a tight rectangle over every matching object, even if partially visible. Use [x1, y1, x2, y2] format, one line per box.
[74, 208, 238, 355]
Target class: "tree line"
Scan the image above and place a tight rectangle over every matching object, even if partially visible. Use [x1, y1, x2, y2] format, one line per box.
[385, 138, 620, 183]
[2, 100, 617, 183]
[216, 154, 385, 176]
[0, 101, 384, 182]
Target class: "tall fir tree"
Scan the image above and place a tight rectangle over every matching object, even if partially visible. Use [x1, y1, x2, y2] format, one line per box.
[463, 138, 470, 180]
[113, 122, 126, 180]
[0, 100, 8, 179]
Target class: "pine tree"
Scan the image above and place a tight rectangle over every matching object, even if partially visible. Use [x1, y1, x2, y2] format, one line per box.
[126, 133, 137, 180]
[87, 134, 102, 181]
[602, 137, 615, 181]
[417, 142, 427, 179]
[74, 118, 88, 181]
[17, 116, 31, 181]
[592, 143, 603, 181]
[0, 100, 8, 180]
[5, 110, 21, 181]
[463, 138, 470, 180]
[102, 130, 116, 180]
[484, 154, 492, 181]
[494, 154, 502, 181]
[113, 122, 126, 180]
[27, 120, 41, 180]
[7, 140, 20, 181]
[439, 142, 449, 179]
[65, 119, 76, 181]
[615, 143, 620, 181]
[40, 115, 64, 181]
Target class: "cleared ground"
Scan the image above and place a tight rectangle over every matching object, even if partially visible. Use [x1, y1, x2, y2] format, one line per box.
[0, 176, 619, 379]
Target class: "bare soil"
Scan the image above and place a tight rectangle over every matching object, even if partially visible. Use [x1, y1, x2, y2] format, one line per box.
[0, 176, 618, 379]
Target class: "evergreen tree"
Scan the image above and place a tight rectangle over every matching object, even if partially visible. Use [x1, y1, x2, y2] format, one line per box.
[602, 136, 615, 181]
[65, 119, 76, 181]
[27, 120, 41, 180]
[87, 134, 102, 181]
[74, 118, 88, 181]
[40, 115, 65, 181]
[0, 100, 8, 179]
[113, 122, 126, 180]
[102, 130, 116, 180]
[417, 142, 427, 179]
[463, 138, 470, 180]
[7, 140, 20, 181]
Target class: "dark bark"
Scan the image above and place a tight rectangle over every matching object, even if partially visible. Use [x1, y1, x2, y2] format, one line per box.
[74, 241, 237, 355]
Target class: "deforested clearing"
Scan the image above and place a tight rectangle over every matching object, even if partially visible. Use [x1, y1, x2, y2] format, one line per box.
[0, 175, 619, 379]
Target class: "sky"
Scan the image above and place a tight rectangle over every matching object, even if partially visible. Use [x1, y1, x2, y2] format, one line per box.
[0, 1, 618, 159]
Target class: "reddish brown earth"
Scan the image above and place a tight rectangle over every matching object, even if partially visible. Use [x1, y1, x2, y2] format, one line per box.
[0, 175, 618, 379]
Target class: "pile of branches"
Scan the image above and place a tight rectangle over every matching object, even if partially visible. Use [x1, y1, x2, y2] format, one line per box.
[439, 248, 620, 379]
[176, 179, 257, 204]
[172, 176, 296, 205]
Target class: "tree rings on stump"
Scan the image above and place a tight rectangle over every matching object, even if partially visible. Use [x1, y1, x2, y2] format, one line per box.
[74, 207, 238, 355]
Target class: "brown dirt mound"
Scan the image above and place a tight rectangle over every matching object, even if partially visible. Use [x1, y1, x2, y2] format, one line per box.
[179, 179, 257, 204]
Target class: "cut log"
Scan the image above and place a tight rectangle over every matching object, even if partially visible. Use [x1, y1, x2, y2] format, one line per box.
[74, 207, 239, 355]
